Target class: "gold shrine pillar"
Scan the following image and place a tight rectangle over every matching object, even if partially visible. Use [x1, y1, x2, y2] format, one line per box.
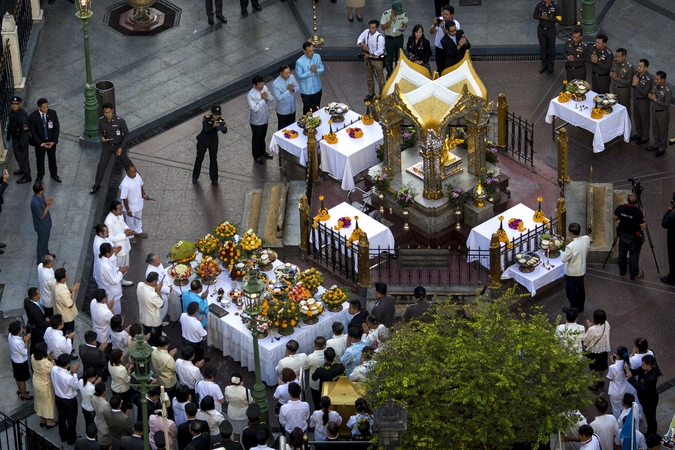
[466, 120, 487, 176]
[420, 132, 443, 200]
[382, 116, 402, 175]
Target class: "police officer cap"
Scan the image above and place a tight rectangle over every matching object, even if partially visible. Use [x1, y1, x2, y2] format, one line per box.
[246, 403, 260, 419]
[98, 434, 114, 446]
[11, 96, 21, 103]
[219, 420, 233, 435]
[153, 430, 166, 447]
[211, 104, 222, 115]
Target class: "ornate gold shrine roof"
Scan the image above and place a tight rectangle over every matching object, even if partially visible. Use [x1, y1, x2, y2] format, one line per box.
[380, 51, 487, 130]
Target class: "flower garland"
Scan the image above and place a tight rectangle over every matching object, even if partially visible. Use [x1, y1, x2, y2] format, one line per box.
[214, 221, 237, 241]
[334, 216, 352, 231]
[314, 195, 331, 224]
[283, 129, 299, 139]
[533, 196, 549, 224]
[347, 216, 364, 245]
[508, 218, 527, 232]
[241, 313, 272, 334]
[346, 127, 363, 139]
[323, 120, 338, 144]
[496, 216, 511, 247]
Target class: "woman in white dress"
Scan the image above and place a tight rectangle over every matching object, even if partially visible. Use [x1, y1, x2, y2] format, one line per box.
[196, 395, 225, 445]
[99, 243, 128, 315]
[224, 373, 253, 440]
[110, 315, 130, 364]
[606, 346, 638, 419]
[309, 396, 342, 441]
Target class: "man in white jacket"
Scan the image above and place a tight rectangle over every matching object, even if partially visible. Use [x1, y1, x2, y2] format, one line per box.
[104, 200, 135, 286]
[37, 254, 56, 317]
[145, 252, 171, 326]
[137, 272, 164, 346]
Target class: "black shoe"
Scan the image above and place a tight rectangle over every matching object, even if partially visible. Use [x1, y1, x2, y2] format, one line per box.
[45, 422, 57, 430]
[656, 150, 665, 157]
[660, 276, 675, 284]
[637, 138, 649, 145]
[89, 185, 100, 194]
[47, 0, 55, 3]
[70, 354, 79, 361]
[36, 177, 43, 183]
[630, 134, 640, 141]
[241, 8, 248, 15]
[357, 15, 362, 22]
[254, 157, 264, 164]
[0, 250, 5, 255]
[17, 176, 31, 184]
[646, 145, 657, 151]
[192, 178, 198, 184]
[263, 152, 273, 159]
[52, 175, 62, 182]
[252, 3, 262, 10]
[547, 70, 553, 75]
[212, 181, 218, 186]
[216, 14, 227, 23]
[13, 170, 22, 175]
[0, 243, 6, 248]
[348, 16, 354, 22]
[208, 15, 214, 25]
[539, 65, 546, 73]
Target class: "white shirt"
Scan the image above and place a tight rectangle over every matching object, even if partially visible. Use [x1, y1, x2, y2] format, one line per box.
[78, 379, 96, 411]
[279, 399, 310, 433]
[555, 322, 585, 353]
[99, 256, 123, 302]
[583, 322, 611, 354]
[276, 353, 308, 379]
[146, 263, 171, 302]
[589, 414, 618, 450]
[607, 359, 631, 398]
[561, 235, 590, 276]
[362, 324, 386, 349]
[357, 29, 385, 57]
[197, 409, 224, 436]
[104, 212, 131, 256]
[326, 335, 347, 358]
[273, 379, 300, 404]
[172, 399, 189, 426]
[580, 434, 601, 450]
[37, 263, 56, 308]
[8, 334, 28, 363]
[44, 327, 72, 358]
[180, 313, 207, 343]
[195, 380, 224, 413]
[433, 17, 460, 47]
[137, 283, 164, 327]
[175, 359, 203, 389]
[614, 428, 646, 449]
[93, 235, 116, 287]
[306, 350, 325, 390]
[309, 410, 342, 441]
[224, 385, 253, 420]
[51, 365, 79, 399]
[90, 299, 114, 343]
[349, 360, 374, 382]
[119, 173, 144, 212]
[629, 350, 653, 370]
[248, 85, 274, 126]
[111, 330, 130, 357]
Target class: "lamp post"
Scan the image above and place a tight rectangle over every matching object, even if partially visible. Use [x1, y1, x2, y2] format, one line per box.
[75, 0, 100, 141]
[373, 399, 407, 450]
[129, 334, 154, 450]
[579, 0, 598, 36]
[241, 270, 270, 425]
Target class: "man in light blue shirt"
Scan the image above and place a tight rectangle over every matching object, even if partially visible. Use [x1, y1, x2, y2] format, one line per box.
[272, 65, 300, 131]
[295, 42, 325, 114]
[247, 75, 275, 165]
[181, 280, 209, 328]
[340, 327, 367, 377]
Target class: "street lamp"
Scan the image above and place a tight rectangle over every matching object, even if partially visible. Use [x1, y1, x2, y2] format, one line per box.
[129, 334, 154, 450]
[75, 0, 100, 141]
[374, 399, 407, 450]
[242, 270, 270, 425]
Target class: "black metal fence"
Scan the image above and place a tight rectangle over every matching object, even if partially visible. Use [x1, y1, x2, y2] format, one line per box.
[13, 0, 32, 59]
[0, 40, 13, 133]
[505, 111, 534, 166]
[307, 218, 359, 284]
[499, 216, 559, 270]
[0, 410, 62, 450]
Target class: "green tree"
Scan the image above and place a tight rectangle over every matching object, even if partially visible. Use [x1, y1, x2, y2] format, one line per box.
[365, 290, 592, 449]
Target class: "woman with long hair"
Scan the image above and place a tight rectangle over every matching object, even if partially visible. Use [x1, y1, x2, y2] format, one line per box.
[607, 346, 639, 419]
[286, 427, 305, 450]
[110, 314, 130, 363]
[31, 342, 57, 428]
[196, 395, 225, 445]
[108, 348, 136, 411]
[406, 24, 432, 71]
[91, 382, 111, 436]
[309, 396, 342, 441]
[78, 367, 99, 427]
[346, 398, 373, 437]
[224, 372, 253, 441]
[583, 309, 611, 390]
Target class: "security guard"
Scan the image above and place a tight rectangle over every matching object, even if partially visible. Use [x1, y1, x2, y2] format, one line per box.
[647, 71, 671, 157]
[610, 48, 634, 109]
[193, 104, 227, 186]
[6, 96, 32, 184]
[589, 34, 613, 94]
[631, 59, 653, 146]
[613, 192, 646, 280]
[563, 27, 589, 82]
[91, 102, 130, 194]
[241, 404, 272, 450]
[532, 0, 560, 75]
[210, 420, 240, 449]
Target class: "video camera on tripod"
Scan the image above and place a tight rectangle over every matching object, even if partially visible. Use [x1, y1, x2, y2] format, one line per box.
[628, 177, 644, 197]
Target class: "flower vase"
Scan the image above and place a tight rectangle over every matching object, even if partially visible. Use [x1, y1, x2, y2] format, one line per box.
[278, 325, 294, 336]
[454, 207, 462, 230]
[327, 304, 343, 313]
[402, 208, 410, 231]
[378, 192, 385, 214]
[303, 316, 319, 325]
[201, 276, 217, 285]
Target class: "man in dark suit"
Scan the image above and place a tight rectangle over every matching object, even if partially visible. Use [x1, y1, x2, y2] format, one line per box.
[0, 168, 8, 251]
[134, 386, 162, 422]
[24, 287, 49, 354]
[177, 402, 209, 450]
[103, 395, 133, 446]
[372, 282, 395, 328]
[186, 420, 211, 450]
[74, 424, 99, 450]
[347, 299, 369, 331]
[119, 422, 145, 450]
[441, 20, 470, 69]
[403, 285, 434, 322]
[79, 330, 108, 380]
[28, 98, 60, 183]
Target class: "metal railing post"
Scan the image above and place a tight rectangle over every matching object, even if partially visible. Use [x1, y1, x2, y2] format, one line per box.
[556, 197, 567, 239]
[299, 195, 310, 256]
[497, 93, 508, 148]
[488, 232, 502, 290]
[357, 232, 370, 291]
[557, 126, 570, 183]
[307, 126, 320, 184]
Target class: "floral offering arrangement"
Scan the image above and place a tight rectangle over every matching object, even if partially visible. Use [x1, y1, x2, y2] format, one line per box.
[314, 196, 331, 223]
[240, 229, 263, 252]
[496, 216, 511, 247]
[508, 218, 527, 232]
[300, 109, 321, 129]
[558, 90, 572, 103]
[283, 129, 298, 139]
[241, 313, 272, 334]
[485, 141, 499, 164]
[483, 170, 500, 197]
[347, 216, 364, 245]
[361, 101, 375, 125]
[590, 107, 605, 120]
[396, 184, 417, 208]
[267, 278, 292, 295]
[266, 297, 300, 330]
[230, 263, 247, 280]
[288, 282, 312, 302]
[196, 234, 220, 256]
[299, 298, 324, 318]
[214, 221, 237, 241]
[321, 285, 347, 308]
[323, 120, 338, 144]
[296, 267, 324, 291]
[372, 171, 391, 193]
[375, 141, 385, 162]
[168, 263, 192, 279]
[334, 216, 352, 231]
[195, 256, 221, 279]
[346, 127, 363, 139]
[446, 184, 468, 209]
[533, 196, 549, 224]
[218, 240, 240, 269]
[169, 240, 197, 263]
[402, 126, 416, 148]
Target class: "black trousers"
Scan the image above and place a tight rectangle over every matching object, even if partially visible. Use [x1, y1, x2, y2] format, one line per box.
[240, 0, 260, 10]
[250, 123, 268, 158]
[193, 142, 219, 183]
[641, 397, 659, 435]
[36, 230, 51, 265]
[35, 144, 58, 178]
[277, 112, 296, 131]
[301, 91, 322, 115]
[592, 72, 610, 95]
[435, 46, 446, 75]
[111, 387, 136, 413]
[44, 307, 54, 318]
[564, 274, 585, 312]
[62, 320, 75, 335]
[618, 232, 642, 278]
[82, 407, 95, 428]
[182, 338, 204, 362]
[94, 145, 130, 187]
[12, 141, 31, 176]
[311, 388, 321, 410]
[537, 25, 556, 72]
[205, 0, 222, 16]
[143, 324, 163, 347]
[55, 396, 78, 444]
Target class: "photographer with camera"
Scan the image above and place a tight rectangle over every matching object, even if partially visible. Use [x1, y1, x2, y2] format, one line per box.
[358, 20, 386, 103]
[612, 192, 647, 280]
[660, 193, 675, 284]
[429, 5, 459, 75]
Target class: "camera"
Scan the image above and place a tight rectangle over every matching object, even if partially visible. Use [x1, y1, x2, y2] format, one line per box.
[358, 52, 366, 60]
[436, 18, 443, 26]
[628, 177, 643, 197]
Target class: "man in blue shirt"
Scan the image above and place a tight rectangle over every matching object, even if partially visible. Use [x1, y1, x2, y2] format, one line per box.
[340, 327, 367, 377]
[30, 182, 54, 264]
[182, 280, 209, 328]
[272, 65, 300, 131]
[295, 43, 325, 114]
[247, 75, 275, 165]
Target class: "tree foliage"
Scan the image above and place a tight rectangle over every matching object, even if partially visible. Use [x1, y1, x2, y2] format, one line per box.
[365, 290, 592, 449]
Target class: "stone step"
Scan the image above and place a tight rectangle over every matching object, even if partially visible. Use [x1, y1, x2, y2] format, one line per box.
[257, 182, 286, 248]
[241, 189, 263, 232]
[282, 181, 306, 248]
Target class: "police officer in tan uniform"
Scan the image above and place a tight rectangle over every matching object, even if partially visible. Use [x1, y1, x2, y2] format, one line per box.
[589, 34, 613, 94]
[631, 59, 653, 146]
[647, 71, 671, 157]
[563, 27, 589, 82]
[610, 48, 634, 109]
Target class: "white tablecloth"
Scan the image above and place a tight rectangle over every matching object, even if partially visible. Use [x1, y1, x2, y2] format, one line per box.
[545, 91, 631, 153]
[501, 249, 565, 296]
[466, 203, 539, 269]
[167, 257, 351, 385]
[323, 202, 395, 251]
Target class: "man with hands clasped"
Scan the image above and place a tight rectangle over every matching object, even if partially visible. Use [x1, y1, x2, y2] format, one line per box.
[358, 20, 386, 102]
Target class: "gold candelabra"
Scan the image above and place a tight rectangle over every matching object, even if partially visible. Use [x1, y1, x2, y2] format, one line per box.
[307, 0, 324, 47]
